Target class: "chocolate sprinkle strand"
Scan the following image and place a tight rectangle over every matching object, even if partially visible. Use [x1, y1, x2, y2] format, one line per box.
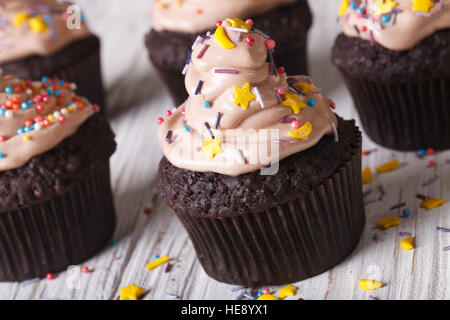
[204, 122, 215, 139]
[288, 83, 306, 96]
[195, 80, 203, 95]
[390, 202, 406, 210]
[437, 227, 450, 233]
[165, 130, 173, 144]
[214, 112, 222, 129]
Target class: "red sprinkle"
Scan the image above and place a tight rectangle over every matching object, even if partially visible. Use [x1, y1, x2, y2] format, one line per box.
[166, 110, 173, 117]
[276, 88, 286, 95]
[0, 136, 6, 142]
[246, 36, 255, 46]
[156, 117, 164, 125]
[428, 160, 436, 168]
[216, 20, 222, 27]
[329, 99, 336, 109]
[265, 39, 276, 50]
[245, 19, 254, 27]
[82, 266, 90, 274]
[277, 66, 285, 74]
[291, 120, 300, 130]
[144, 208, 152, 215]
[46, 273, 55, 280]
[427, 148, 435, 156]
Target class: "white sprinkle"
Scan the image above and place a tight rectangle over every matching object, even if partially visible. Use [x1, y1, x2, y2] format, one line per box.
[253, 86, 265, 109]
[226, 27, 249, 33]
[182, 64, 189, 75]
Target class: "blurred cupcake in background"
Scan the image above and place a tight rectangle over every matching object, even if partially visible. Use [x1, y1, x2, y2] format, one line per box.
[332, 0, 450, 151]
[146, 0, 312, 105]
[0, 71, 116, 281]
[0, 0, 105, 112]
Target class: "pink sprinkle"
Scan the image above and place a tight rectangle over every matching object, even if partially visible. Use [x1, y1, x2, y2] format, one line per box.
[279, 118, 297, 123]
[214, 69, 238, 74]
[197, 44, 210, 59]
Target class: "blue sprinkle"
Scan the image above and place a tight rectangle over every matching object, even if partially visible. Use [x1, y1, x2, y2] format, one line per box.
[381, 15, 390, 24]
[155, 255, 160, 259]
[418, 149, 426, 156]
[350, 1, 357, 9]
[42, 76, 48, 83]
[16, 128, 25, 135]
[402, 209, 410, 217]
[5, 86, 12, 94]
[54, 90, 61, 97]
[184, 125, 190, 132]
[21, 102, 29, 110]
[203, 101, 211, 108]
[308, 98, 317, 107]
[0, 152, 4, 159]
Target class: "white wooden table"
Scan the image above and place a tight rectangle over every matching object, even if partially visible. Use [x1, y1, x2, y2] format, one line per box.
[1, 0, 449, 300]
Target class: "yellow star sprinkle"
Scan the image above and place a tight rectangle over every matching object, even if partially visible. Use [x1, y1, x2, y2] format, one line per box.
[376, 0, 398, 15]
[421, 198, 445, 210]
[376, 216, 400, 229]
[28, 16, 48, 33]
[233, 83, 256, 110]
[401, 236, 415, 251]
[412, 0, 436, 13]
[295, 82, 317, 94]
[289, 121, 312, 141]
[359, 279, 384, 291]
[13, 12, 29, 27]
[282, 93, 306, 114]
[201, 138, 223, 160]
[120, 284, 145, 300]
[279, 285, 296, 299]
[339, 0, 350, 17]
[226, 18, 251, 30]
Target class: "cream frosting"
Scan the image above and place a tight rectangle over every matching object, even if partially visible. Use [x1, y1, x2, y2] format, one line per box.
[0, 0, 91, 64]
[0, 72, 98, 171]
[158, 19, 337, 176]
[339, 0, 450, 51]
[152, 0, 296, 33]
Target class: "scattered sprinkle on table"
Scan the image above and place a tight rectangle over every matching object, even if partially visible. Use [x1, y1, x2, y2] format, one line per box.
[146, 256, 170, 270]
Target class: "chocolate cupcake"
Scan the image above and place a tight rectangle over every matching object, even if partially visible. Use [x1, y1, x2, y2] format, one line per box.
[156, 19, 365, 286]
[0, 0, 105, 111]
[146, 0, 312, 105]
[332, 0, 450, 151]
[0, 72, 116, 281]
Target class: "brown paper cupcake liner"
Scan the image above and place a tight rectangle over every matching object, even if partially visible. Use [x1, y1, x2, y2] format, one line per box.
[2, 35, 105, 113]
[340, 72, 450, 151]
[0, 161, 116, 282]
[175, 140, 365, 286]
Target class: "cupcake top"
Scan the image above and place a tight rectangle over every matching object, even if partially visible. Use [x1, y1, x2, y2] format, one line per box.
[338, 0, 450, 51]
[0, 72, 99, 171]
[158, 18, 337, 176]
[152, 0, 296, 33]
[0, 0, 91, 64]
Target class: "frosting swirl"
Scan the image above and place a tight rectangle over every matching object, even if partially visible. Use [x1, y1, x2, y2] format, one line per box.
[152, 0, 296, 33]
[339, 0, 450, 51]
[0, 0, 91, 64]
[158, 19, 337, 176]
[0, 72, 98, 171]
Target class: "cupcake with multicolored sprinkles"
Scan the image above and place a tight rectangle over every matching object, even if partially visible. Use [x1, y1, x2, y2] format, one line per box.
[146, 0, 312, 105]
[332, 0, 450, 150]
[0, 0, 105, 112]
[0, 71, 116, 281]
[156, 18, 365, 286]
